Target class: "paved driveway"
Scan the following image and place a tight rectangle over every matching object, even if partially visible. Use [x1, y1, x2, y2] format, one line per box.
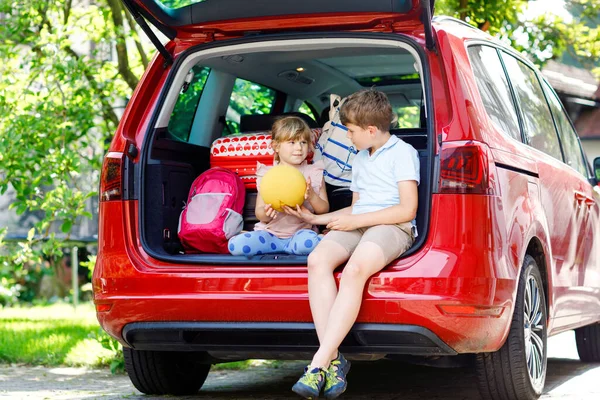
[1, 331, 599, 399]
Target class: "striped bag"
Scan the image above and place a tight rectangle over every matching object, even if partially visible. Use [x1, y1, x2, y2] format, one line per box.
[314, 94, 358, 187]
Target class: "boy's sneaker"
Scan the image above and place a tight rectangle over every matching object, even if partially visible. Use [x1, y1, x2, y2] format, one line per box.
[292, 366, 326, 399]
[323, 352, 351, 399]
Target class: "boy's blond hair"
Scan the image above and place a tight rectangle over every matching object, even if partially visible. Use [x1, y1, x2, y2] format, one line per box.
[270, 116, 314, 162]
[339, 89, 394, 132]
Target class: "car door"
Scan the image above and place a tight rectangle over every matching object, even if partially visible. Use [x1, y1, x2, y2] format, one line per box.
[543, 81, 600, 322]
[500, 52, 586, 327]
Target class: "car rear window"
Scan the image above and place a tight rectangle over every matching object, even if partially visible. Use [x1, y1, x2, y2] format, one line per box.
[501, 53, 563, 161]
[467, 45, 521, 141]
[223, 78, 277, 135]
[167, 65, 211, 142]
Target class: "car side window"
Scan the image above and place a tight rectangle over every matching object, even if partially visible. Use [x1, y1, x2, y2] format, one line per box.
[467, 45, 521, 141]
[223, 78, 276, 135]
[542, 81, 588, 176]
[501, 53, 563, 161]
[167, 65, 211, 142]
[299, 102, 318, 122]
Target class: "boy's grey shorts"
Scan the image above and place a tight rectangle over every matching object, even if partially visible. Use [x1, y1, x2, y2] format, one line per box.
[321, 222, 415, 265]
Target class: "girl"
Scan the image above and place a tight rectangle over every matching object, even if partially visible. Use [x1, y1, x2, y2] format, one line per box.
[228, 116, 329, 257]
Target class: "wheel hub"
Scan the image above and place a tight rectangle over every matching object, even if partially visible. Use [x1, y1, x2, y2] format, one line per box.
[524, 274, 545, 391]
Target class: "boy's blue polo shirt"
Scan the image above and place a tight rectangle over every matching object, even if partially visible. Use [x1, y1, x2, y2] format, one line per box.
[350, 134, 420, 218]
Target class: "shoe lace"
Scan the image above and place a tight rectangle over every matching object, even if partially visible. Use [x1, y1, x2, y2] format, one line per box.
[303, 368, 324, 387]
[325, 361, 344, 388]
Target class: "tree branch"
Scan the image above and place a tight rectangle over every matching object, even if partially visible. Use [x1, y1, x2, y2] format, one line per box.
[64, 47, 120, 127]
[63, 0, 72, 25]
[106, 0, 139, 91]
[459, 0, 468, 21]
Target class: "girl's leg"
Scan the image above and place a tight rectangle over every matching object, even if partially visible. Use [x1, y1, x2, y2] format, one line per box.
[284, 229, 321, 255]
[228, 231, 285, 256]
[309, 241, 387, 368]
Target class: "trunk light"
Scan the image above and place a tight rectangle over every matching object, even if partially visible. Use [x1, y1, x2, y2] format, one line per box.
[100, 152, 124, 202]
[439, 141, 496, 195]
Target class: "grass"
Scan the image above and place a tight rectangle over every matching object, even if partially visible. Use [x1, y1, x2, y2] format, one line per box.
[0, 302, 115, 368]
[0, 303, 284, 371]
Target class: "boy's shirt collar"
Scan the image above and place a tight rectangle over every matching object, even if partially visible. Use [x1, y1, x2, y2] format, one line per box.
[367, 134, 399, 160]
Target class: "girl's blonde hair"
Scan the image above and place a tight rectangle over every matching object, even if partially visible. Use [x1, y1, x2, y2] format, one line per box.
[270, 116, 314, 162]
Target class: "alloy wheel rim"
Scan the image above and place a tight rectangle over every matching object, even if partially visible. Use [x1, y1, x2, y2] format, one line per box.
[524, 273, 545, 390]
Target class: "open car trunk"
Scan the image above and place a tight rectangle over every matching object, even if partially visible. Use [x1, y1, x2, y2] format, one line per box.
[138, 35, 435, 265]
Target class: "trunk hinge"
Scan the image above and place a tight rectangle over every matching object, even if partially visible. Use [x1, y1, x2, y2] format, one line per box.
[121, 0, 174, 67]
[420, 0, 436, 51]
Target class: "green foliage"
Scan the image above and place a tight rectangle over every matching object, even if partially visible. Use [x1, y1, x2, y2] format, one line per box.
[80, 254, 97, 279]
[396, 106, 421, 129]
[167, 66, 211, 141]
[436, 0, 523, 36]
[435, 0, 600, 68]
[89, 329, 125, 374]
[0, 0, 141, 297]
[226, 78, 275, 134]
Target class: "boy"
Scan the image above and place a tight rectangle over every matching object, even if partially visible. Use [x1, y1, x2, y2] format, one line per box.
[284, 89, 420, 399]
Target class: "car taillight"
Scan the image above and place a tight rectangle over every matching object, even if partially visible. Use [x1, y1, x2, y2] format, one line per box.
[100, 152, 124, 202]
[438, 141, 496, 195]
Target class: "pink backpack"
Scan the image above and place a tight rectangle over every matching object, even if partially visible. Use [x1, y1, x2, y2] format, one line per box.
[178, 167, 246, 253]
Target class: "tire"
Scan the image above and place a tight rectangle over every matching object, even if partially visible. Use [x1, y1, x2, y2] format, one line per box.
[475, 255, 548, 400]
[575, 322, 600, 362]
[123, 348, 211, 395]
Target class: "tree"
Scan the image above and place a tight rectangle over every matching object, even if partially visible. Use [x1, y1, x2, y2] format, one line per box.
[436, 0, 600, 72]
[0, 0, 149, 300]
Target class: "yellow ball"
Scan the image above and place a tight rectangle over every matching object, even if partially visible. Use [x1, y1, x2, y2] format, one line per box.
[260, 165, 307, 212]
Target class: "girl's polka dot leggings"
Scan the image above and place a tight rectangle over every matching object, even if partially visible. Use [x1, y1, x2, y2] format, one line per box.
[228, 229, 321, 257]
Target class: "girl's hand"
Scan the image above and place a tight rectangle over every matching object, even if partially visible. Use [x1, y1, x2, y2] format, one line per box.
[326, 215, 361, 231]
[282, 205, 316, 224]
[264, 204, 278, 220]
[304, 177, 316, 201]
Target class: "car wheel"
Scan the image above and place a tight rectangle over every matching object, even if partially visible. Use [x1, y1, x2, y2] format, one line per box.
[475, 254, 547, 400]
[123, 348, 211, 395]
[575, 322, 600, 362]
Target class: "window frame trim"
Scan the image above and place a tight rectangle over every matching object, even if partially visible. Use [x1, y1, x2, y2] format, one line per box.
[464, 41, 526, 144]
[540, 78, 591, 179]
[498, 50, 566, 163]
[167, 66, 213, 142]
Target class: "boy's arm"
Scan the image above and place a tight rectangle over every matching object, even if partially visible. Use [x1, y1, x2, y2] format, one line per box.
[326, 181, 418, 231]
[285, 192, 357, 224]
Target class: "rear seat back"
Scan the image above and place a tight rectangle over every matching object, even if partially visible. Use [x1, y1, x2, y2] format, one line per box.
[240, 112, 319, 132]
[211, 117, 429, 235]
[210, 124, 322, 190]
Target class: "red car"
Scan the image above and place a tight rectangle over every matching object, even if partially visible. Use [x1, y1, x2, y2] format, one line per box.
[95, 1, 600, 398]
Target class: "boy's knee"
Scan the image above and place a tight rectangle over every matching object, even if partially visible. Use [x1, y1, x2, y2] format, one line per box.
[307, 250, 329, 273]
[341, 262, 368, 282]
